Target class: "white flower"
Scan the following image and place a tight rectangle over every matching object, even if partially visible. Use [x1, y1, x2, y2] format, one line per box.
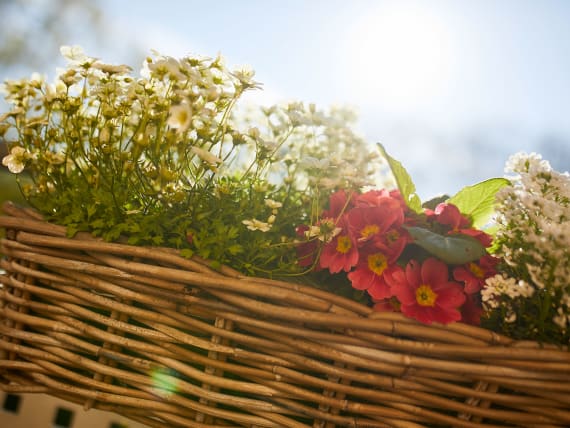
[304, 218, 341, 243]
[242, 219, 271, 232]
[264, 199, 282, 209]
[29, 72, 46, 88]
[45, 81, 67, 102]
[505, 152, 550, 175]
[2, 146, 29, 173]
[318, 177, 340, 189]
[232, 66, 262, 90]
[248, 127, 260, 139]
[552, 294, 570, 330]
[92, 61, 132, 75]
[516, 280, 535, 298]
[505, 311, 517, 323]
[167, 103, 192, 133]
[300, 157, 331, 171]
[191, 146, 222, 166]
[60, 45, 88, 62]
[147, 55, 186, 80]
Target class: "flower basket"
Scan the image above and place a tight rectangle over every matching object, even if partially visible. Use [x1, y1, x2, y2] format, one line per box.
[1, 201, 569, 428]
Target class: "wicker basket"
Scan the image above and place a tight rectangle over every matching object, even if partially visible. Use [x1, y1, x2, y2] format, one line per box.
[0, 201, 568, 428]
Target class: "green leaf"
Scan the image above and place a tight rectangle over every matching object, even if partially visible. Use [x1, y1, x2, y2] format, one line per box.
[447, 178, 510, 229]
[227, 244, 243, 255]
[406, 226, 486, 265]
[180, 249, 194, 259]
[377, 143, 422, 213]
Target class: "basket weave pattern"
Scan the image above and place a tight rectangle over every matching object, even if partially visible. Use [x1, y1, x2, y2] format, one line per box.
[0, 202, 569, 427]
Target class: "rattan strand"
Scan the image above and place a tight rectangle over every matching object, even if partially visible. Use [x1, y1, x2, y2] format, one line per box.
[1, 201, 569, 427]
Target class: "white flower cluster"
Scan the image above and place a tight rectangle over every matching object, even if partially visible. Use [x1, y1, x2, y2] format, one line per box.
[482, 274, 535, 322]
[486, 152, 570, 333]
[1, 45, 254, 203]
[0, 44, 393, 277]
[235, 102, 386, 192]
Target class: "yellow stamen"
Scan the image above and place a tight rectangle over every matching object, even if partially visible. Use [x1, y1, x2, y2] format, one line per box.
[367, 253, 388, 275]
[385, 229, 400, 243]
[360, 224, 379, 239]
[416, 284, 438, 307]
[468, 262, 484, 279]
[336, 235, 352, 254]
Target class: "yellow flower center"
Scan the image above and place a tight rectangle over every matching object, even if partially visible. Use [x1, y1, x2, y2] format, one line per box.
[416, 284, 438, 307]
[386, 229, 400, 243]
[336, 235, 352, 254]
[468, 262, 484, 279]
[360, 224, 379, 239]
[367, 252, 388, 275]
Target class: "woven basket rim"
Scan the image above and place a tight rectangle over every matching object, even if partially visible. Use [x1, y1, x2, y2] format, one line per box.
[1, 200, 569, 428]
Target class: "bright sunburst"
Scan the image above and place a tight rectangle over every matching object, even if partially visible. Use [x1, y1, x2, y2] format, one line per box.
[341, 3, 453, 110]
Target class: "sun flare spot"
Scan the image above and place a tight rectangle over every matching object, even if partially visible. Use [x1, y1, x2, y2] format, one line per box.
[342, 3, 453, 109]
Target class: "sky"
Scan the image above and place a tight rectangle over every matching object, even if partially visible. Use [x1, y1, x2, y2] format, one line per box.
[6, 0, 570, 198]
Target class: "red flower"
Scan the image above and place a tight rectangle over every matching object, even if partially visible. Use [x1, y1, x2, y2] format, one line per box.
[348, 205, 402, 247]
[460, 293, 483, 325]
[347, 248, 397, 299]
[367, 264, 403, 300]
[387, 258, 466, 324]
[433, 203, 470, 231]
[322, 189, 355, 219]
[319, 216, 358, 273]
[356, 190, 406, 220]
[373, 226, 409, 261]
[432, 202, 493, 247]
[453, 254, 499, 293]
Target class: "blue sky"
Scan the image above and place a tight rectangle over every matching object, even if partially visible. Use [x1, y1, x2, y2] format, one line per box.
[14, 0, 570, 198]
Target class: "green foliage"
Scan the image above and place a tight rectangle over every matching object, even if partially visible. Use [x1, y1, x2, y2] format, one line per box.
[405, 226, 487, 265]
[377, 143, 422, 213]
[447, 178, 510, 229]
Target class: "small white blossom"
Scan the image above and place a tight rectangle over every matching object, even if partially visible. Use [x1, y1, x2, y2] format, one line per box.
[2, 146, 29, 173]
[60, 45, 88, 63]
[191, 146, 222, 165]
[553, 309, 568, 330]
[167, 103, 193, 133]
[248, 127, 260, 139]
[92, 61, 132, 75]
[242, 219, 271, 232]
[304, 218, 341, 243]
[318, 177, 340, 189]
[232, 66, 262, 90]
[300, 157, 331, 171]
[147, 55, 186, 80]
[264, 199, 282, 210]
[505, 311, 517, 323]
[45, 81, 67, 102]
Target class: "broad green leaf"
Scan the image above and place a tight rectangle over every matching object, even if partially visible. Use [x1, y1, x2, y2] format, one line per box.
[377, 143, 422, 213]
[447, 178, 510, 229]
[406, 226, 486, 265]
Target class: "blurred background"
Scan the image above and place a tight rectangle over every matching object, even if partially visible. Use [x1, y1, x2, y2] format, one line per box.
[1, 0, 569, 201]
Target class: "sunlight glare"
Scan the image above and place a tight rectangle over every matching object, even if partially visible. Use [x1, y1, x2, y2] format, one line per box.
[342, 4, 454, 110]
